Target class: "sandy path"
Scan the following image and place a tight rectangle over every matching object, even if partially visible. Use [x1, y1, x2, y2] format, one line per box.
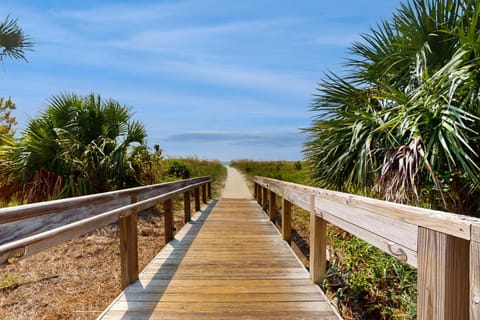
[221, 166, 252, 199]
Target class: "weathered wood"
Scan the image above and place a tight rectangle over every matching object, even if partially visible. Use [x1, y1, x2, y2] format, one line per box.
[268, 191, 276, 222]
[163, 199, 174, 244]
[417, 227, 469, 320]
[471, 224, 480, 319]
[253, 176, 476, 241]
[255, 176, 432, 267]
[257, 184, 262, 205]
[282, 198, 292, 245]
[314, 196, 418, 267]
[194, 188, 201, 212]
[473, 224, 480, 243]
[99, 198, 340, 319]
[252, 177, 280, 195]
[202, 184, 207, 204]
[0, 205, 121, 265]
[254, 183, 258, 199]
[207, 182, 212, 199]
[183, 192, 191, 223]
[120, 196, 139, 289]
[0, 177, 208, 225]
[262, 187, 268, 211]
[310, 195, 326, 284]
[0, 178, 210, 246]
[284, 184, 311, 211]
[0, 180, 211, 265]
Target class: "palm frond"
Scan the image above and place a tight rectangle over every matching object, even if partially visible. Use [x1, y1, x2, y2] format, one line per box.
[0, 15, 33, 61]
[304, 0, 480, 214]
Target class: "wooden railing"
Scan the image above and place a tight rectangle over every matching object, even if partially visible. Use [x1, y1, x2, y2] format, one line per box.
[254, 176, 480, 320]
[0, 177, 212, 289]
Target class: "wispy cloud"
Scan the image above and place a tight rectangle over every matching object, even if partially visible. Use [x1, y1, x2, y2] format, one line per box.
[150, 60, 315, 97]
[164, 130, 305, 146]
[155, 130, 305, 160]
[54, 1, 213, 26]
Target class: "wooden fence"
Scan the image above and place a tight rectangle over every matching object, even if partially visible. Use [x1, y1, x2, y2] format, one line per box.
[254, 176, 480, 320]
[0, 177, 212, 289]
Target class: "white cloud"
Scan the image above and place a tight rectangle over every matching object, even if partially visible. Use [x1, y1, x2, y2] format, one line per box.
[53, 1, 213, 26]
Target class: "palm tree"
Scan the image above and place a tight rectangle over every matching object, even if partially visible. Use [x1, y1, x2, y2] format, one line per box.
[0, 93, 148, 204]
[304, 0, 480, 214]
[0, 15, 33, 62]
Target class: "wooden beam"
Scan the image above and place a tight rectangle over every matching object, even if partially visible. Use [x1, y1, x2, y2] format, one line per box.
[257, 185, 262, 205]
[183, 191, 191, 223]
[310, 195, 326, 284]
[282, 198, 292, 245]
[202, 184, 207, 204]
[262, 187, 268, 212]
[0, 177, 209, 226]
[254, 183, 258, 199]
[119, 196, 139, 289]
[471, 225, 480, 319]
[417, 227, 469, 320]
[207, 182, 212, 199]
[252, 176, 478, 241]
[268, 191, 276, 222]
[0, 177, 210, 247]
[163, 199, 174, 244]
[471, 240, 480, 320]
[194, 188, 201, 212]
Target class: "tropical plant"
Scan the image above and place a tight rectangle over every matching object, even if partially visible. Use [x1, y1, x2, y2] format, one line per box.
[167, 160, 190, 179]
[0, 97, 17, 136]
[304, 0, 480, 215]
[0, 15, 32, 62]
[0, 93, 148, 204]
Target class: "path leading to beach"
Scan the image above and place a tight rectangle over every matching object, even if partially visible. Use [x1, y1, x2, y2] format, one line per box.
[221, 166, 252, 199]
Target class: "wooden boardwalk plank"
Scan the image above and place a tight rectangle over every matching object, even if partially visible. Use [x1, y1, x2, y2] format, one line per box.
[98, 199, 341, 319]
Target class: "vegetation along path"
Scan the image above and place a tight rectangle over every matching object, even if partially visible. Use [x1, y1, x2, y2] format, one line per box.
[99, 168, 340, 319]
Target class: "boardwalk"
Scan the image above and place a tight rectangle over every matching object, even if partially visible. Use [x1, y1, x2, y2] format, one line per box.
[98, 169, 340, 319]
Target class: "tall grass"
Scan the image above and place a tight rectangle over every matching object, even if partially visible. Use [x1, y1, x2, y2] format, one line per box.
[155, 157, 227, 197]
[230, 159, 309, 184]
[232, 159, 417, 319]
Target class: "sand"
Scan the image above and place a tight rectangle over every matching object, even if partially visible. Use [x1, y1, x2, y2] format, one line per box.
[221, 166, 252, 199]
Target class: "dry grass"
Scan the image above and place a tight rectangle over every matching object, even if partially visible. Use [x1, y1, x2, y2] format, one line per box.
[0, 201, 189, 320]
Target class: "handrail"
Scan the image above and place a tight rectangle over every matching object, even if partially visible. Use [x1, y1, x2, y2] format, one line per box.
[0, 176, 209, 243]
[0, 177, 212, 289]
[253, 176, 480, 320]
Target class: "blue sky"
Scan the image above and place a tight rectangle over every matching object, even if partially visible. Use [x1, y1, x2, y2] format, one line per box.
[1, 0, 400, 161]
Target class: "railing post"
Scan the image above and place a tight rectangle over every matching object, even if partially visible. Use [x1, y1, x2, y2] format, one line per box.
[268, 191, 276, 222]
[309, 194, 326, 284]
[417, 227, 469, 320]
[282, 197, 292, 245]
[207, 181, 212, 199]
[257, 184, 262, 205]
[183, 191, 191, 223]
[163, 199, 174, 244]
[471, 225, 480, 319]
[119, 195, 139, 289]
[254, 183, 258, 199]
[262, 187, 268, 211]
[194, 187, 201, 212]
[202, 183, 207, 204]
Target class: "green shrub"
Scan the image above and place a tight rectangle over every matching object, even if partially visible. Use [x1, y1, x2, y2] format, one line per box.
[167, 160, 190, 179]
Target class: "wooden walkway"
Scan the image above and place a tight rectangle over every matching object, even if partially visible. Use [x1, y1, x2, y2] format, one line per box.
[98, 198, 340, 320]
